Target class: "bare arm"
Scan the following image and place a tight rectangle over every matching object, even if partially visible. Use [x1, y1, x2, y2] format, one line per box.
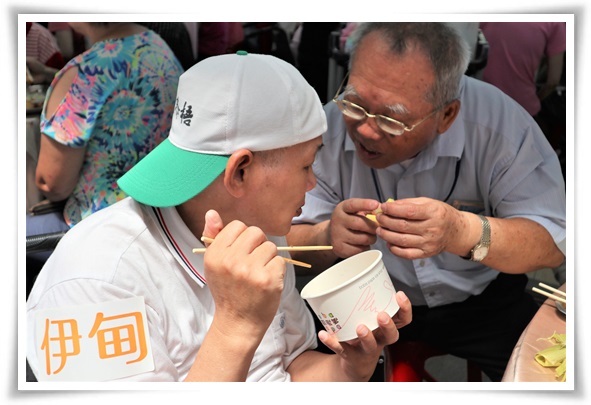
[477, 216, 564, 273]
[26, 56, 59, 84]
[377, 198, 564, 273]
[35, 66, 86, 201]
[287, 221, 338, 272]
[537, 52, 565, 102]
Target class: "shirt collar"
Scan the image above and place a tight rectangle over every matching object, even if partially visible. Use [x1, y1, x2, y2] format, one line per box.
[147, 205, 207, 287]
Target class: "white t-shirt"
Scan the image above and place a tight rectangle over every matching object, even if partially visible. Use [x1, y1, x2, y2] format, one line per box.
[27, 197, 317, 381]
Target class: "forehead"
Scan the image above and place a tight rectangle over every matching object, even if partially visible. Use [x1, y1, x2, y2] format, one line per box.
[349, 33, 435, 109]
[258, 136, 322, 162]
[292, 136, 323, 155]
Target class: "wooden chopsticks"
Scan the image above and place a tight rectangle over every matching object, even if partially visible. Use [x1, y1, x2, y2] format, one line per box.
[532, 282, 566, 304]
[191, 236, 332, 269]
[195, 236, 332, 252]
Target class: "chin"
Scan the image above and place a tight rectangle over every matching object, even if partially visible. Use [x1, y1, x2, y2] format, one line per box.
[358, 155, 389, 170]
[269, 227, 290, 238]
[264, 222, 291, 238]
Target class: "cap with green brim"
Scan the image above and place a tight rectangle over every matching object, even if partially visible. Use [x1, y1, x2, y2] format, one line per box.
[117, 51, 327, 207]
[117, 139, 229, 207]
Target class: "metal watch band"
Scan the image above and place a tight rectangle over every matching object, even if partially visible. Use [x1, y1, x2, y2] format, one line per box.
[478, 215, 491, 246]
[470, 215, 491, 262]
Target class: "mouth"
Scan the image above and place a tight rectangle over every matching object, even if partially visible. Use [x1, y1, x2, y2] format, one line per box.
[295, 204, 303, 217]
[355, 139, 382, 160]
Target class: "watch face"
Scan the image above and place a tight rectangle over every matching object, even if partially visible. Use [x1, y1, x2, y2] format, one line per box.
[473, 246, 489, 262]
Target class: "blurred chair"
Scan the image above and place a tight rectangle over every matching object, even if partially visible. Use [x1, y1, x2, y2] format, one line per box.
[26, 220, 67, 298]
[466, 29, 489, 78]
[384, 341, 482, 382]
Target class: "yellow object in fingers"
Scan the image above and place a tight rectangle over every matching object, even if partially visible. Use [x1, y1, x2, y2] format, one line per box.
[366, 214, 379, 224]
[365, 198, 395, 224]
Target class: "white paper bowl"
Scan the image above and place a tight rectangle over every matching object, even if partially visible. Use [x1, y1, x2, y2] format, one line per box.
[300, 250, 399, 341]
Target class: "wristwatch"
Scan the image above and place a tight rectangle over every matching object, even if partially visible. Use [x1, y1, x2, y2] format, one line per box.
[468, 215, 491, 262]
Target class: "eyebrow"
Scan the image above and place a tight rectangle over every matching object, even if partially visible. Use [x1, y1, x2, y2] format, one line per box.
[344, 83, 410, 116]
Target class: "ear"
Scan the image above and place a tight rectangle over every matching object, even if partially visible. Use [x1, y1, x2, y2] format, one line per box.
[223, 149, 254, 198]
[436, 99, 460, 134]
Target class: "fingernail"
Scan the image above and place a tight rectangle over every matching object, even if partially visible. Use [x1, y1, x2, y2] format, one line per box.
[358, 326, 369, 337]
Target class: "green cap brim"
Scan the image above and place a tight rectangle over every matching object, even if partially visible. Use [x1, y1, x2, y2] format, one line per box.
[118, 139, 230, 207]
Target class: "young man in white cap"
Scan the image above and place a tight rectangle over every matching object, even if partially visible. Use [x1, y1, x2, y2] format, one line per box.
[26, 51, 412, 382]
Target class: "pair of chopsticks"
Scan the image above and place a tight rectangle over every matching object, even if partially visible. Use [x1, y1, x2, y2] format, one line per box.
[192, 236, 333, 269]
[532, 282, 566, 304]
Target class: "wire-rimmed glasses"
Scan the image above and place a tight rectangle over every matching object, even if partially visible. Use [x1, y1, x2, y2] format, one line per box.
[332, 74, 444, 136]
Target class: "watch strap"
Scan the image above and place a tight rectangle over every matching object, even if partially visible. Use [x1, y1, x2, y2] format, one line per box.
[470, 215, 490, 261]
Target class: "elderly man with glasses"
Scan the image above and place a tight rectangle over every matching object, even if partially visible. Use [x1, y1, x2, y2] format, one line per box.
[288, 22, 566, 382]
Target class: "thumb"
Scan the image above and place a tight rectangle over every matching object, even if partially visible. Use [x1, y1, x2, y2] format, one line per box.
[202, 209, 224, 244]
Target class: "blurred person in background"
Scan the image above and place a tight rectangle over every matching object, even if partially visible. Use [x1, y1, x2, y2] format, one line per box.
[47, 22, 88, 62]
[140, 22, 196, 70]
[480, 22, 566, 120]
[27, 22, 183, 271]
[26, 22, 65, 84]
[197, 22, 244, 62]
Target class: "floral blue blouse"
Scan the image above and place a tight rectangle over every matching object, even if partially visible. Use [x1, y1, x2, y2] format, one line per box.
[41, 30, 183, 226]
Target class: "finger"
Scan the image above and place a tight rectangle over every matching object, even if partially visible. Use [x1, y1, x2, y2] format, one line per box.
[255, 241, 286, 277]
[388, 245, 428, 260]
[376, 214, 423, 235]
[202, 209, 225, 244]
[340, 198, 380, 216]
[210, 220, 249, 249]
[234, 226, 273, 255]
[381, 198, 431, 221]
[265, 256, 287, 291]
[347, 226, 379, 244]
[373, 311, 399, 346]
[355, 323, 378, 354]
[392, 291, 412, 328]
[318, 330, 346, 357]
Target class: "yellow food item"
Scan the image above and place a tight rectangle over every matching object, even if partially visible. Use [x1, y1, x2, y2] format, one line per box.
[366, 214, 378, 224]
[535, 332, 566, 381]
[365, 198, 395, 224]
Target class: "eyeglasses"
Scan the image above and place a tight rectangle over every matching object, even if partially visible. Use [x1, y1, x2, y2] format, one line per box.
[332, 74, 444, 136]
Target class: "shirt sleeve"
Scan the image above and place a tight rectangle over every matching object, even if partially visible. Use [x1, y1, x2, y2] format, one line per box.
[41, 63, 100, 148]
[546, 22, 567, 57]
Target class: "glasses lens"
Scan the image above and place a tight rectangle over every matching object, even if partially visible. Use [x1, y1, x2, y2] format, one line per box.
[337, 100, 366, 120]
[376, 116, 405, 136]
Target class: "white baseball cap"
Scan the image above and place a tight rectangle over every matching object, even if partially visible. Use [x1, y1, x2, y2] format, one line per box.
[118, 51, 327, 207]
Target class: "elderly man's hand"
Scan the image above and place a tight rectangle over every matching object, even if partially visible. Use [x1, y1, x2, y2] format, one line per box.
[328, 198, 381, 259]
[375, 197, 471, 260]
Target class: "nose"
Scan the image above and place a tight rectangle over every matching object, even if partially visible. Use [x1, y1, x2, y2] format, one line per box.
[355, 117, 383, 141]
